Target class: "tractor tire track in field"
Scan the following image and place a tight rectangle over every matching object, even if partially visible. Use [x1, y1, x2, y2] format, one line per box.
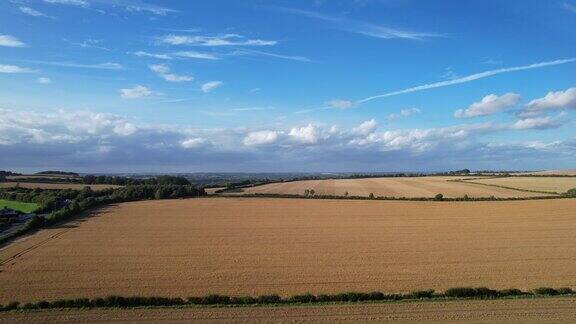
[0, 226, 75, 269]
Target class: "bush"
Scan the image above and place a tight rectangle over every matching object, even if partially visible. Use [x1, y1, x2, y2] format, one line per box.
[407, 289, 435, 299]
[289, 294, 316, 303]
[558, 287, 574, 295]
[499, 288, 525, 296]
[566, 188, 576, 197]
[256, 294, 281, 304]
[434, 193, 444, 201]
[444, 287, 498, 298]
[533, 287, 559, 295]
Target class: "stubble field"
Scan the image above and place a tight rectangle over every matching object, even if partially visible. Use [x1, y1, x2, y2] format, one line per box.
[1, 197, 575, 304]
[461, 176, 576, 194]
[240, 176, 554, 198]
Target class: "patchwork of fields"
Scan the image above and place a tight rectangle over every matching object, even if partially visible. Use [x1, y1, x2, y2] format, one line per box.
[240, 176, 558, 198]
[1, 197, 576, 303]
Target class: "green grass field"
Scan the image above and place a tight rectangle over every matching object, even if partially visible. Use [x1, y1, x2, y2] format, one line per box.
[0, 200, 40, 213]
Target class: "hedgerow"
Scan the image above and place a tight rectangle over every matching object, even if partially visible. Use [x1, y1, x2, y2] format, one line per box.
[1, 287, 573, 311]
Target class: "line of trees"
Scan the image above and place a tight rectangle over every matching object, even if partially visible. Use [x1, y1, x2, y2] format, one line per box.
[0, 286, 573, 311]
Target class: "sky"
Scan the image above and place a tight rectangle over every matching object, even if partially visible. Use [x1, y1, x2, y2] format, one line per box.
[0, 0, 575, 173]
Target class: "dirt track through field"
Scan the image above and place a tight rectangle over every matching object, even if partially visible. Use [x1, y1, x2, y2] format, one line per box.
[241, 176, 554, 198]
[1, 198, 575, 303]
[1, 298, 575, 323]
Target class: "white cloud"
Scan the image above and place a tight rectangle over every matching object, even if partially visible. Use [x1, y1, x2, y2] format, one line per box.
[161, 34, 276, 46]
[134, 51, 173, 60]
[20, 6, 52, 18]
[0, 64, 34, 73]
[243, 130, 279, 146]
[0, 35, 26, 47]
[149, 64, 193, 82]
[120, 85, 154, 99]
[524, 87, 576, 114]
[512, 113, 566, 130]
[173, 51, 219, 60]
[327, 99, 354, 109]
[77, 39, 110, 51]
[358, 58, 576, 104]
[37, 77, 52, 84]
[387, 107, 421, 120]
[289, 124, 321, 144]
[275, 7, 441, 41]
[43, 0, 89, 6]
[353, 119, 377, 135]
[181, 137, 205, 149]
[22, 60, 124, 70]
[454, 93, 521, 118]
[201, 81, 223, 93]
[249, 87, 261, 93]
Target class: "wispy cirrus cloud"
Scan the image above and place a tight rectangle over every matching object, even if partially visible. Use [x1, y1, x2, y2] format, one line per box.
[564, 2, 576, 14]
[357, 58, 576, 104]
[43, 0, 176, 15]
[201, 81, 223, 93]
[0, 64, 35, 73]
[0, 35, 26, 48]
[272, 7, 442, 40]
[20, 60, 124, 70]
[160, 33, 277, 46]
[227, 48, 311, 62]
[20, 6, 53, 18]
[149, 64, 193, 82]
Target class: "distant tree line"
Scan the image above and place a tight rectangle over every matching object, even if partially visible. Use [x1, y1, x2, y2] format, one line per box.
[35, 171, 80, 176]
[0, 286, 574, 311]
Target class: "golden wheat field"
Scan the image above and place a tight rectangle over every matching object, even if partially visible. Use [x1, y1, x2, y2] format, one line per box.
[462, 177, 576, 194]
[1, 298, 575, 323]
[0, 182, 121, 190]
[1, 197, 575, 303]
[240, 176, 554, 198]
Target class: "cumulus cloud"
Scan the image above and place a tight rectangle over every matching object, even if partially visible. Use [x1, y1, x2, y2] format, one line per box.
[149, 64, 193, 82]
[0, 64, 34, 73]
[37, 77, 52, 84]
[0, 35, 26, 47]
[243, 130, 279, 146]
[1, 108, 574, 171]
[161, 34, 276, 46]
[201, 81, 223, 93]
[119, 85, 154, 99]
[454, 93, 521, 118]
[353, 119, 378, 135]
[512, 113, 566, 130]
[522, 87, 576, 116]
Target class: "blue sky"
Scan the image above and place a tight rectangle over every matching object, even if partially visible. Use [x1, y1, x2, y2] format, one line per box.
[0, 0, 575, 172]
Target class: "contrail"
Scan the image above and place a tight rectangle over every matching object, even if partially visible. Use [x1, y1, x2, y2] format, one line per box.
[357, 58, 576, 104]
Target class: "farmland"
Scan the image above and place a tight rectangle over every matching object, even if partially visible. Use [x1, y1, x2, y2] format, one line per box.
[1, 197, 575, 303]
[239, 176, 556, 198]
[460, 176, 576, 194]
[0, 199, 39, 213]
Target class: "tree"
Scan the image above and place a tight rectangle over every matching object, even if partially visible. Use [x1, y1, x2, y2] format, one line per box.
[434, 193, 444, 201]
[309, 189, 315, 196]
[368, 193, 375, 199]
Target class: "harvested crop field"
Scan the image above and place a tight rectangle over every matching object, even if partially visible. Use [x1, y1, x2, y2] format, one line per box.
[1, 297, 576, 323]
[1, 197, 576, 303]
[462, 177, 576, 194]
[0, 182, 120, 190]
[240, 176, 553, 198]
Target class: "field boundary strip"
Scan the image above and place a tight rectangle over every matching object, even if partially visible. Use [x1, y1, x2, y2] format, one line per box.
[448, 178, 562, 195]
[0, 287, 575, 312]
